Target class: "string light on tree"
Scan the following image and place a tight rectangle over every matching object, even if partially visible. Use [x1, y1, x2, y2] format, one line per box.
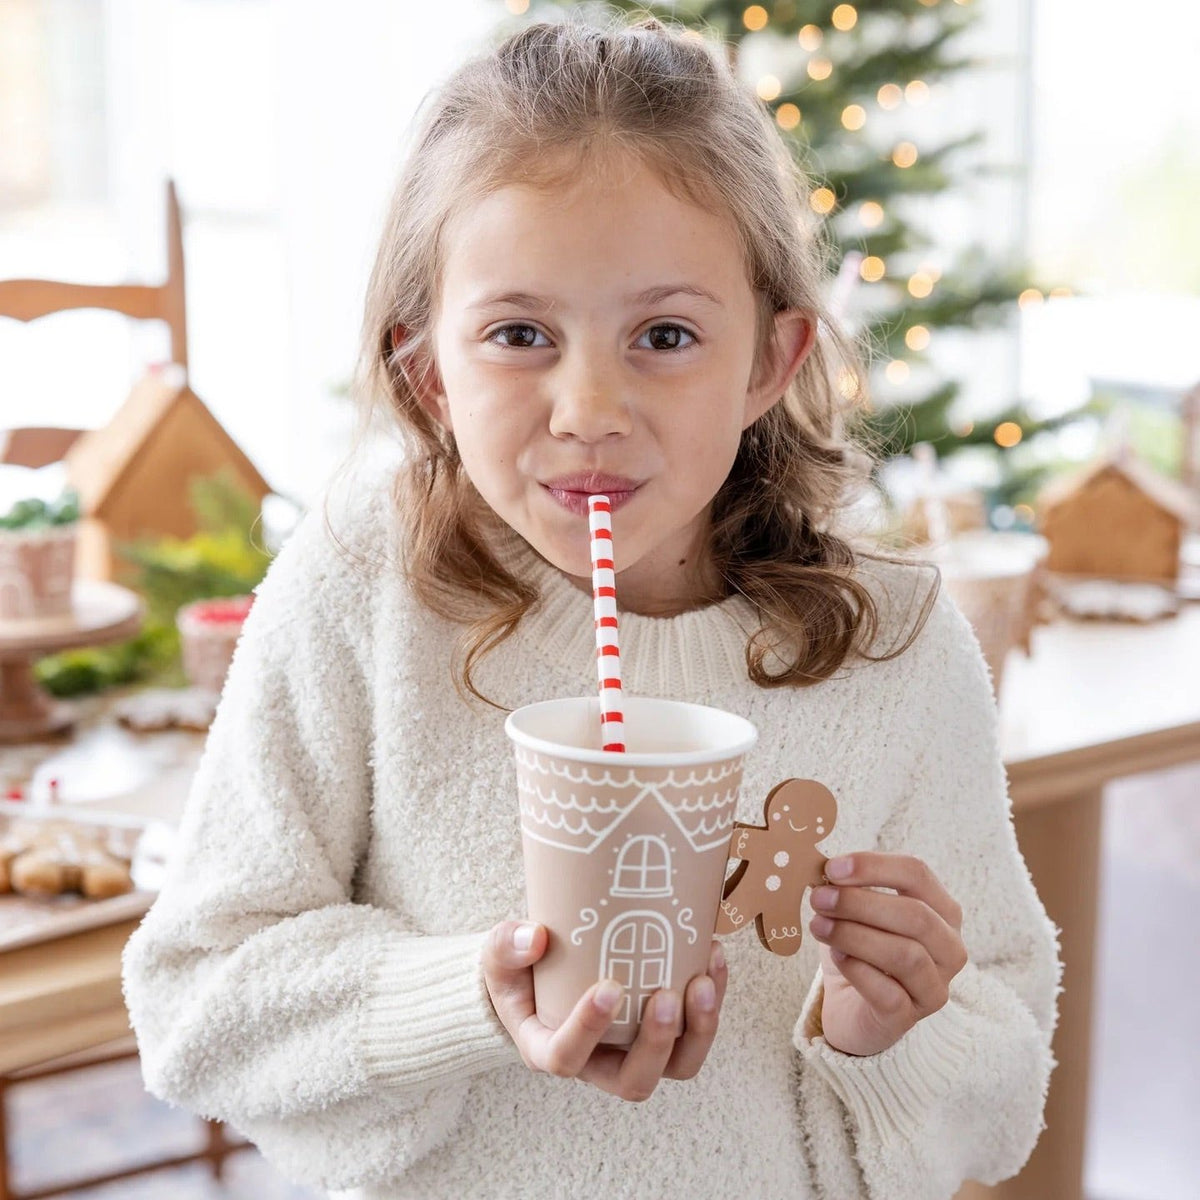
[1018, 288, 1045, 309]
[860, 256, 886, 282]
[504, 0, 529, 12]
[831, 4, 858, 31]
[906, 80, 931, 105]
[807, 57, 833, 81]
[798, 24, 823, 51]
[905, 325, 931, 351]
[886, 361, 911, 384]
[892, 142, 919, 168]
[842, 104, 866, 131]
[743, 5, 768, 31]
[858, 200, 884, 228]
[908, 271, 935, 299]
[877, 83, 903, 110]
[994, 422, 1023, 448]
[809, 186, 837, 215]
[757, 75, 782, 101]
[775, 103, 802, 130]
[837, 369, 862, 401]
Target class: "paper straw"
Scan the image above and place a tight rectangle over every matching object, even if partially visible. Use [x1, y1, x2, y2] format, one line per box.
[588, 494, 625, 753]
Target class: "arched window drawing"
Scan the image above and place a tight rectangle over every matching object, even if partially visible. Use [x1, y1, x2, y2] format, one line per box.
[610, 835, 672, 897]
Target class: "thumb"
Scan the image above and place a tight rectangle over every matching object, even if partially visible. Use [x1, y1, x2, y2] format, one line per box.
[483, 921, 547, 986]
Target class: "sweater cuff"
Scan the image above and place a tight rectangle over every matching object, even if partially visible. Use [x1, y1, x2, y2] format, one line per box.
[359, 932, 520, 1090]
[794, 973, 978, 1148]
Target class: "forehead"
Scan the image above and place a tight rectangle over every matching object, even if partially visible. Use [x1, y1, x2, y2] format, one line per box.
[437, 151, 752, 307]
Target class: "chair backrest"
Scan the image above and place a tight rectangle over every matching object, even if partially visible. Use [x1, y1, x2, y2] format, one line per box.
[0, 426, 86, 468]
[0, 178, 188, 370]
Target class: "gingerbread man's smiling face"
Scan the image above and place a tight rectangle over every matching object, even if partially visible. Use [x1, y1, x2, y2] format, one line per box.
[766, 779, 836, 845]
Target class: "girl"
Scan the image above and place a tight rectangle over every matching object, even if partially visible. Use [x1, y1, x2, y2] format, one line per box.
[122, 15, 1061, 1200]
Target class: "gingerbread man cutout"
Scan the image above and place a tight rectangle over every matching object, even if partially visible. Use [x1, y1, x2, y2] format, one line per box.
[714, 779, 837, 957]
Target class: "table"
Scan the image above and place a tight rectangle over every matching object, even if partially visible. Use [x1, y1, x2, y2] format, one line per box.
[956, 604, 1200, 1200]
[2, 612, 1198, 1198]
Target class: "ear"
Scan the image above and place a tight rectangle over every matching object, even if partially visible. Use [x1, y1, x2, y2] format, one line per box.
[743, 310, 817, 429]
[392, 323, 451, 430]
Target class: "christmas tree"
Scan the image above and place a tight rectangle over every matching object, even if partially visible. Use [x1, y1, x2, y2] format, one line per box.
[497, 0, 1088, 514]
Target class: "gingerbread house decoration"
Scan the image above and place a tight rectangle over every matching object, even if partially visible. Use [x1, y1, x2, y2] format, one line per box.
[64, 364, 271, 580]
[1037, 450, 1199, 585]
[516, 747, 739, 1027]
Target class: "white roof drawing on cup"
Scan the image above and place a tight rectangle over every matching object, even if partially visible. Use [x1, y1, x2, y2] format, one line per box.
[516, 747, 739, 855]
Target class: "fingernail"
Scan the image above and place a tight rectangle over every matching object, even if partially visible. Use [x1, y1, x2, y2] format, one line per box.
[512, 923, 536, 952]
[811, 886, 839, 911]
[709, 943, 726, 973]
[656, 992, 679, 1024]
[826, 856, 853, 879]
[594, 980, 623, 1013]
[695, 978, 716, 1012]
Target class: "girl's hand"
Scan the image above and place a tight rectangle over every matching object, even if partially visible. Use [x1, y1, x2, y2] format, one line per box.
[482, 921, 728, 1101]
[807, 853, 968, 1057]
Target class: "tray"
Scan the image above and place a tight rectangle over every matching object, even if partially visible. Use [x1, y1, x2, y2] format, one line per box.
[0, 800, 177, 952]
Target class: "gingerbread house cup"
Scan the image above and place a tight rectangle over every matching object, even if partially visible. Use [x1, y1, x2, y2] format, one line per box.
[506, 696, 756, 1046]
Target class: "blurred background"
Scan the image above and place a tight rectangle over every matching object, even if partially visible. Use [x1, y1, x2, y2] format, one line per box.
[0, 2, 1197, 1199]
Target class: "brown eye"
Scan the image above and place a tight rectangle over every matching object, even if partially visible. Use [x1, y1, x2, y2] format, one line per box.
[639, 324, 695, 352]
[491, 324, 546, 348]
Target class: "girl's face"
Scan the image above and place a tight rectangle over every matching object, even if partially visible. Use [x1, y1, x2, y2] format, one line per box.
[422, 153, 814, 615]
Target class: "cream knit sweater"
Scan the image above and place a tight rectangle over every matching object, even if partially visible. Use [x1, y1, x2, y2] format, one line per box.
[121, 470, 1061, 1200]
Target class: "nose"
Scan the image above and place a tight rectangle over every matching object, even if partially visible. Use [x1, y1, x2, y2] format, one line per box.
[548, 351, 633, 443]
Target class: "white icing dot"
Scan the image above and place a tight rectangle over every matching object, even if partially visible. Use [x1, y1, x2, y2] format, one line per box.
[774, 850, 790, 868]
[765, 874, 781, 891]
[772, 813, 781, 821]
[783, 805, 790, 812]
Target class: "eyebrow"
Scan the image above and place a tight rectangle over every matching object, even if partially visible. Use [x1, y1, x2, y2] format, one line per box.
[467, 283, 724, 311]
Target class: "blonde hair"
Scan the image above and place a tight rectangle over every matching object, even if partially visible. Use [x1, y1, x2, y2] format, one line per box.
[341, 12, 936, 705]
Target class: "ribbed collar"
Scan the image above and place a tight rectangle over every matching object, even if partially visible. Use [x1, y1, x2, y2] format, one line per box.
[498, 535, 763, 698]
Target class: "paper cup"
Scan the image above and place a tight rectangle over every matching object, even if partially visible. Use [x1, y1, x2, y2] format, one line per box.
[505, 696, 756, 1046]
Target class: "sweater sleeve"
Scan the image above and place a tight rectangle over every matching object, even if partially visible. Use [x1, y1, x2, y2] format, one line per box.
[120, 498, 519, 1193]
[792, 586, 1063, 1200]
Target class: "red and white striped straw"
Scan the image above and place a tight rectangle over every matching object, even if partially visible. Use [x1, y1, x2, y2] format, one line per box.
[588, 494, 625, 753]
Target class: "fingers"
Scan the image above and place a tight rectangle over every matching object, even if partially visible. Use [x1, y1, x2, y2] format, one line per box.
[810, 885, 966, 972]
[484, 925, 732, 1101]
[481, 921, 547, 1039]
[809, 915, 949, 1016]
[578, 988, 683, 1101]
[825, 853, 963, 930]
[528, 978, 630, 1079]
[663, 941, 728, 1080]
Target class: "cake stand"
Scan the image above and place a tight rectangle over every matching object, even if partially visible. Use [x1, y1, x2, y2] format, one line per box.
[0, 582, 143, 743]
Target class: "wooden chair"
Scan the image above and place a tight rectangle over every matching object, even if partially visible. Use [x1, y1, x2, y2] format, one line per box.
[0, 178, 188, 374]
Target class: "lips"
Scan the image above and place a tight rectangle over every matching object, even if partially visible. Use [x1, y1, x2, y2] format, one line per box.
[540, 472, 644, 516]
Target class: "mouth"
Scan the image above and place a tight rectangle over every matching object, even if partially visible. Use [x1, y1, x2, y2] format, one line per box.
[787, 821, 809, 833]
[540, 473, 644, 516]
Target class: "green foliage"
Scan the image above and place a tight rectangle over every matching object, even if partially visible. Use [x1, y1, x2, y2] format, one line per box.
[0, 488, 81, 531]
[34, 470, 276, 698]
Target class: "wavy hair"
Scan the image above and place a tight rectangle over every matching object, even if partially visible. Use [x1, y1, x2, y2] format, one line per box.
[338, 12, 937, 705]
